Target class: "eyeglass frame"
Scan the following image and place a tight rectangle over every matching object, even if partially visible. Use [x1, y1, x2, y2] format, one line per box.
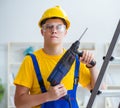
[42, 23, 66, 32]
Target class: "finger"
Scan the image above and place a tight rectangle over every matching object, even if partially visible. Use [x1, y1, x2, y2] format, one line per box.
[51, 84, 63, 92]
[87, 53, 93, 64]
[82, 50, 89, 63]
[61, 91, 67, 97]
[59, 88, 67, 97]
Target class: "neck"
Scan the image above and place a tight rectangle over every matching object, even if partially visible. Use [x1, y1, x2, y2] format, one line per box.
[43, 43, 63, 55]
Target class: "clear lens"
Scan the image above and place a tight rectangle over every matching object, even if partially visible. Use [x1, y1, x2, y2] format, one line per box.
[42, 23, 66, 32]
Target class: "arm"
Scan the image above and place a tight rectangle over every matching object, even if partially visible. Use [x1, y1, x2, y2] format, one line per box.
[86, 66, 99, 90]
[14, 84, 67, 108]
[80, 50, 105, 90]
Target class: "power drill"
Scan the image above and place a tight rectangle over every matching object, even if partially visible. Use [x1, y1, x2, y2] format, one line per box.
[47, 28, 96, 86]
[47, 28, 96, 108]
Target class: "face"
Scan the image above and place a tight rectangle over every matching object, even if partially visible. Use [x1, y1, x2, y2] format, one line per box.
[41, 19, 67, 46]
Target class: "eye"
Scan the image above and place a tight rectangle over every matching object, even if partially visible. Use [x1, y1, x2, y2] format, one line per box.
[42, 24, 53, 30]
[57, 25, 66, 31]
[57, 24, 62, 29]
[46, 25, 53, 29]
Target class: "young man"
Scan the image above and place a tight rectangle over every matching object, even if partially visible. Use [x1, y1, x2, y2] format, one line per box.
[14, 6, 100, 108]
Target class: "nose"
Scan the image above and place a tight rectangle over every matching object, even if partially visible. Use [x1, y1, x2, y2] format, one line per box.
[51, 26, 57, 33]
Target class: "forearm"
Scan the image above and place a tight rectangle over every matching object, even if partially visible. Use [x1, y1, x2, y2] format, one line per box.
[88, 66, 106, 90]
[15, 92, 49, 108]
[89, 66, 99, 89]
[14, 84, 67, 108]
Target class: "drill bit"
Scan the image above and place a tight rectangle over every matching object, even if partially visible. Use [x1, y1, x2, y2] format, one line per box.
[78, 28, 88, 41]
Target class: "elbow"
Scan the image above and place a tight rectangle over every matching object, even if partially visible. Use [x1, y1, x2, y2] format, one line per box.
[14, 95, 29, 108]
[14, 95, 21, 108]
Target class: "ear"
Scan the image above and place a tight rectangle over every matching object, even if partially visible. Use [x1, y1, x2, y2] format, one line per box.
[64, 30, 68, 36]
[41, 29, 44, 36]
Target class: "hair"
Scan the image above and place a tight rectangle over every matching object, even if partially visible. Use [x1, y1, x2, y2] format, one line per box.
[41, 17, 67, 28]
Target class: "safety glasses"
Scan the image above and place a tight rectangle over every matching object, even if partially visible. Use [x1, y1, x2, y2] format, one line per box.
[42, 23, 66, 32]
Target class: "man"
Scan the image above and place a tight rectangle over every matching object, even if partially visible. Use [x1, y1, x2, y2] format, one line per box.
[14, 5, 100, 108]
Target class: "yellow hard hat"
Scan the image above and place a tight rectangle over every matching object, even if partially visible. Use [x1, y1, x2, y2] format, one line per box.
[38, 5, 70, 30]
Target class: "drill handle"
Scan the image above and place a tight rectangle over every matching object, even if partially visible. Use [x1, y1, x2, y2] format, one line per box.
[77, 51, 96, 67]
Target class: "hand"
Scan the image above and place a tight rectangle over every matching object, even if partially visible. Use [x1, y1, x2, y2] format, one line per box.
[47, 84, 67, 101]
[80, 50, 95, 67]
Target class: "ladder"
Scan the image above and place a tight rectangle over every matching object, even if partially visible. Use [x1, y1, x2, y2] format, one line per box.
[87, 19, 120, 108]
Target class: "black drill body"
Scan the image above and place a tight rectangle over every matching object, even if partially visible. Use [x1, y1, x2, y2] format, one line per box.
[47, 40, 81, 86]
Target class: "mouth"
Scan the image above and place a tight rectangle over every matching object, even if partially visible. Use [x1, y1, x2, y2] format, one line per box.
[50, 36, 58, 39]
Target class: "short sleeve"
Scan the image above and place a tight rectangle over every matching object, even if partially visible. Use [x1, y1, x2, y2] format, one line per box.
[14, 55, 34, 89]
[79, 63, 91, 87]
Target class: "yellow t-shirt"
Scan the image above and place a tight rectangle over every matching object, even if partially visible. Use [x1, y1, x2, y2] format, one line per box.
[14, 48, 91, 108]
